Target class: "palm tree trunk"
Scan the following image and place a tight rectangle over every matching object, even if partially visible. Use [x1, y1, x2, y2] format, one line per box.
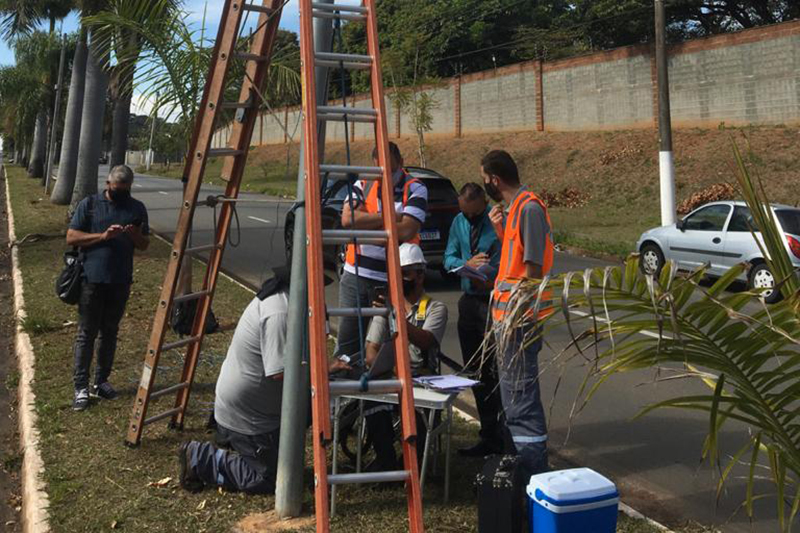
[70, 35, 108, 209]
[51, 28, 88, 205]
[27, 112, 47, 178]
[109, 92, 131, 167]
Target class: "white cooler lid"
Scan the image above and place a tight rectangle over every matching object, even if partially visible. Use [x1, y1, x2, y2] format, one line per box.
[527, 468, 617, 503]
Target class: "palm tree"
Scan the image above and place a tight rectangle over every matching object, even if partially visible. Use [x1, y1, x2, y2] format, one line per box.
[501, 140, 800, 530]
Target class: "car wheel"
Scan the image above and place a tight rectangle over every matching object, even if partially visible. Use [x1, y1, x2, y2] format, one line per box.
[749, 263, 782, 304]
[284, 222, 293, 263]
[639, 243, 665, 276]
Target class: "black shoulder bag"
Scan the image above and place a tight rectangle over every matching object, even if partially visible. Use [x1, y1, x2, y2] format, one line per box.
[55, 195, 94, 305]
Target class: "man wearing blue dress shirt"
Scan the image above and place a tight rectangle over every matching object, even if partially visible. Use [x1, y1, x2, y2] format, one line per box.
[444, 183, 506, 456]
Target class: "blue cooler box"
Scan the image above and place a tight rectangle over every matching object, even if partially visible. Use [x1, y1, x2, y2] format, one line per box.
[526, 468, 619, 533]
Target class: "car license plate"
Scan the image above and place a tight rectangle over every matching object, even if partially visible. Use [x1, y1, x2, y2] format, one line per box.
[420, 230, 440, 241]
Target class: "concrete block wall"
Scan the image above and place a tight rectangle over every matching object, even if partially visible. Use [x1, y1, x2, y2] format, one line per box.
[210, 19, 800, 148]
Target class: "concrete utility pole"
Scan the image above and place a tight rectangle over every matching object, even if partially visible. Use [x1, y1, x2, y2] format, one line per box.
[275, 0, 334, 518]
[45, 34, 67, 193]
[655, 0, 676, 226]
[146, 112, 157, 171]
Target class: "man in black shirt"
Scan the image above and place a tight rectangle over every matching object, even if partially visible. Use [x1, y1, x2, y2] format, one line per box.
[66, 165, 150, 411]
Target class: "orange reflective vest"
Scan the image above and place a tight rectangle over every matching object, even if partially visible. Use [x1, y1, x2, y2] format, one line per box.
[345, 172, 421, 268]
[491, 189, 554, 322]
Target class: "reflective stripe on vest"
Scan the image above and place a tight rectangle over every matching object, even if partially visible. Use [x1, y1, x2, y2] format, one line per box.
[345, 172, 421, 268]
[491, 190, 554, 322]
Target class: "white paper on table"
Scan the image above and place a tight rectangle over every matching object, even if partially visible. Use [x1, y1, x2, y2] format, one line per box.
[413, 375, 480, 391]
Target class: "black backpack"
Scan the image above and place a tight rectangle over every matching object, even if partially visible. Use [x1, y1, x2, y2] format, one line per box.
[171, 299, 219, 337]
[476, 454, 529, 533]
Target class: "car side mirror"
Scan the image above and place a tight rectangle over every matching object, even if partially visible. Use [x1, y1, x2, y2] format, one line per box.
[676, 218, 685, 232]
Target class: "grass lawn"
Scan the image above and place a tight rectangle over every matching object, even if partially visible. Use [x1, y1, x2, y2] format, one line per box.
[7, 166, 705, 531]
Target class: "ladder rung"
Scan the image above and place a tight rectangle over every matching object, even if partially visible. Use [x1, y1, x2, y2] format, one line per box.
[185, 244, 220, 254]
[234, 52, 269, 62]
[320, 164, 383, 180]
[322, 229, 387, 245]
[221, 101, 256, 110]
[312, 2, 367, 21]
[242, 3, 275, 15]
[329, 379, 402, 396]
[149, 382, 190, 400]
[316, 52, 372, 70]
[162, 336, 201, 352]
[328, 307, 390, 318]
[328, 471, 409, 485]
[172, 290, 211, 305]
[312, 2, 367, 14]
[316, 106, 377, 123]
[208, 148, 244, 158]
[143, 407, 182, 426]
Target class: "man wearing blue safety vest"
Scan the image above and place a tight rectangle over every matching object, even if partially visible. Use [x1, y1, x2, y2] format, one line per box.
[483, 150, 554, 475]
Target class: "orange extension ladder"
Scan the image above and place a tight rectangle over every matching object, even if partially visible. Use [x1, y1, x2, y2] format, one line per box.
[298, 1, 425, 531]
[125, 0, 285, 446]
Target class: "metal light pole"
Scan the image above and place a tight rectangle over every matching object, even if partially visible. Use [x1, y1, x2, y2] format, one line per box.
[146, 111, 157, 171]
[655, 0, 676, 226]
[45, 34, 67, 194]
[275, 0, 334, 518]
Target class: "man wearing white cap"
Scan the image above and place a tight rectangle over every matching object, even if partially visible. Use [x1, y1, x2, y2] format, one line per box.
[362, 243, 448, 471]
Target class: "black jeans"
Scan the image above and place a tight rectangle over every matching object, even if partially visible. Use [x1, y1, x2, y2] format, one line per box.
[458, 293, 506, 447]
[73, 282, 131, 391]
[188, 424, 280, 494]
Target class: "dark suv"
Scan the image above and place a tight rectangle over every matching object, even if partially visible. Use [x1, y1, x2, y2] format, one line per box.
[284, 166, 460, 275]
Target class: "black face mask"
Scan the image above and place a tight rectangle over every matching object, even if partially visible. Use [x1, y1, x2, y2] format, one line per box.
[108, 189, 131, 203]
[466, 213, 483, 226]
[402, 278, 416, 297]
[484, 180, 503, 202]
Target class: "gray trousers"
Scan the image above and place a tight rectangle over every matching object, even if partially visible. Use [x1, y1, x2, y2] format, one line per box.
[335, 270, 384, 358]
[496, 327, 548, 473]
[187, 424, 279, 494]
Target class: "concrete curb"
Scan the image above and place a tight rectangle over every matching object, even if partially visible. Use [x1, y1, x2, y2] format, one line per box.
[3, 166, 51, 533]
[452, 406, 674, 532]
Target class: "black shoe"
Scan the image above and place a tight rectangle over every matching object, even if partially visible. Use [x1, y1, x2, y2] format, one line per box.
[458, 439, 502, 458]
[72, 388, 90, 411]
[91, 382, 118, 400]
[178, 442, 204, 493]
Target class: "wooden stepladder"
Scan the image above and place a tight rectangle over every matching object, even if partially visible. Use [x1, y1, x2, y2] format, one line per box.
[298, 1, 425, 531]
[125, 0, 285, 446]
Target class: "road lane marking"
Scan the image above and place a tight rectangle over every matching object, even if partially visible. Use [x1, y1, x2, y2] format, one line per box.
[570, 309, 668, 340]
[134, 184, 143, 188]
[248, 216, 271, 224]
[158, 191, 169, 195]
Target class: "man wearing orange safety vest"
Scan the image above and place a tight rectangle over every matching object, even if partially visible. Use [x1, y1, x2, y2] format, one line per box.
[336, 142, 428, 360]
[482, 149, 554, 475]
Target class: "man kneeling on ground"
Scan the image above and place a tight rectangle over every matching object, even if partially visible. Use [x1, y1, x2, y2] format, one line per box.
[362, 243, 448, 472]
[178, 268, 348, 494]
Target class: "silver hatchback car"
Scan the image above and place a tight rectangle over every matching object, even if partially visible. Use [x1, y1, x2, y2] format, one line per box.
[636, 201, 800, 302]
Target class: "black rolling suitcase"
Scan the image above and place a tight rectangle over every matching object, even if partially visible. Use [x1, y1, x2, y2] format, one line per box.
[476, 454, 529, 533]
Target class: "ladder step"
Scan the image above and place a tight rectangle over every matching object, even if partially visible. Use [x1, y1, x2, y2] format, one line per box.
[149, 382, 190, 400]
[322, 229, 387, 245]
[242, 3, 275, 15]
[316, 106, 377, 124]
[320, 164, 383, 180]
[162, 336, 202, 352]
[312, 2, 367, 21]
[328, 307, 390, 318]
[315, 52, 372, 70]
[143, 407, 182, 426]
[329, 379, 402, 396]
[208, 148, 245, 157]
[328, 471, 409, 485]
[234, 52, 269, 62]
[172, 290, 211, 305]
[221, 101, 256, 110]
[185, 243, 221, 254]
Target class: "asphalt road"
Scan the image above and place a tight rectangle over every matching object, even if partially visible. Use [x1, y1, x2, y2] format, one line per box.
[117, 167, 782, 532]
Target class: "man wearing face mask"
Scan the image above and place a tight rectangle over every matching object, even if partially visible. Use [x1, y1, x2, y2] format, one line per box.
[482, 150, 553, 476]
[66, 165, 150, 411]
[338, 142, 428, 361]
[443, 183, 505, 457]
[362, 243, 448, 472]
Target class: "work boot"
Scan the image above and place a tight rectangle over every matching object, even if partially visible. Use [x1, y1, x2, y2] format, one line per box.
[72, 388, 90, 411]
[178, 442, 204, 493]
[91, 381, 118, 400]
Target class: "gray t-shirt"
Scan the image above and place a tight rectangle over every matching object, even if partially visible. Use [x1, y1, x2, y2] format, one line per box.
[508, 187, 551, 267]
[366, 297, 448, 373]
[214, 292, 288, 435]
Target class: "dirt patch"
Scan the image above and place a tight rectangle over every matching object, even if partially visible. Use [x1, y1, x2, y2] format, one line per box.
[234, 511, 315, 532]
[0, 169, 22, 532]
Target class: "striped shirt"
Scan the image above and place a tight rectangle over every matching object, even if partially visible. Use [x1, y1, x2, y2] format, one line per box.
[344, 170, 428, 281]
